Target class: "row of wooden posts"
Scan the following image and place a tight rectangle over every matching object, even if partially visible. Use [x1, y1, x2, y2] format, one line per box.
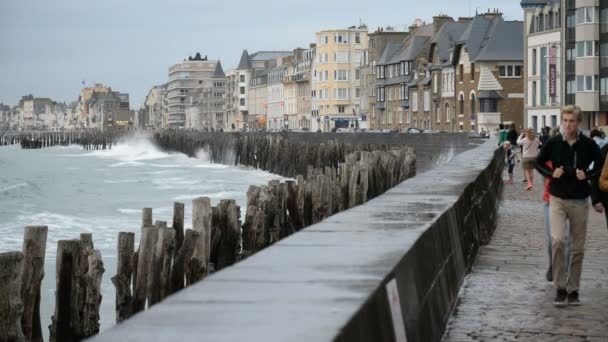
[0, 141, 416, 341]
[0, 130, 125, 150]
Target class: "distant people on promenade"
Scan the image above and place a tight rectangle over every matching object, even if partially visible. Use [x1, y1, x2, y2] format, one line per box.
[517, 128, 540, 190]
[536, 105, 603, 307]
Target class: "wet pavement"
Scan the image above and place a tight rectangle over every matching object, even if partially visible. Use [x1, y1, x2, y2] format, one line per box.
[443, 170, 608, 341]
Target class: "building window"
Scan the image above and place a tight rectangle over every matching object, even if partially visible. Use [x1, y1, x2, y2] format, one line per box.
[324, 35, 329, 44]
[435, 103, 440, 123]
[433, 74, 438, 93]
[407, 110, 411, 124]
[459, 93, 464, 114]
[338, 105, 345, 113]
[480, 98, 498, 112]
[355, 87, 361, 98]
[388, 110, 393, 124]
[334, 34, 348, 44]
[459, 64, 464, 82]
[334, 70, 348, 81]
[532, 81, 537, 107]
[471, 63, 475, 81]
[576, 75, 599, 91]
[240, 75, 245, 82]
[355, 69, 360, 80]
[240, 99, 246, 106]
[532, 49, 537, 75]
[423, 91, 430, 112]
[576, 40, 599, 57]
[445, 103, 450, 122]
[240, 87, 245, 95]
[602, 78, 608, 103]
[334, 51, 349, 63]
[576, 7, 598, 24]
[470, 92, 476, 114]
[355, 33, 361, 44]
[412, 92, 418, 111]
[499, 65, 522, 78]
[551, 115, 558, 127]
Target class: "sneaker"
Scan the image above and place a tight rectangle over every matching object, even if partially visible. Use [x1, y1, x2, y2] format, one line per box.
[568, 291, 581, 306]
[554, 289, 568, 307]
[545, 265, 552, 282]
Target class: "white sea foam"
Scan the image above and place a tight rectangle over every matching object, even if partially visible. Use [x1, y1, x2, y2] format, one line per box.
[0, 183, 29, 193]
[103, 179, 142, 184]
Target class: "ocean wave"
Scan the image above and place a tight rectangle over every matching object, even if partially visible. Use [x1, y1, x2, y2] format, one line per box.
[104, 179, 142, 184]
[0, 182, 29, 193]
[117, 208, 140, 214]
[173, 191, 241, 202]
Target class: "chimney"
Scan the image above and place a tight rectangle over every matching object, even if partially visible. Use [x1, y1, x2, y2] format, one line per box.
[432, 14, 454, 33]
[458, 16, 473, 23]
[483, 8, 503, 19]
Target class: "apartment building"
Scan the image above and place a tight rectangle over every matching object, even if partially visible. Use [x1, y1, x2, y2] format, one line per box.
[283, 46, 315, 130]
[312, 26, 368, 132]
[184, 61, 226, 130]
[165, 53, 219, 128]
[144, 85, 167, 129]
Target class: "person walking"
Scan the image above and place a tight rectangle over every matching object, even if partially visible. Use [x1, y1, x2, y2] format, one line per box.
[535, 105, 603, 307]
[498, 123, 508, 146]
[517, 128, 540, 190]
[503, 141, 515, 184]
[539, 126, 551, 147]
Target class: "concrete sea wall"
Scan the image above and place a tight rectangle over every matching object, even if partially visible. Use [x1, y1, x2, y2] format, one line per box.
[90, 138, 503, 342]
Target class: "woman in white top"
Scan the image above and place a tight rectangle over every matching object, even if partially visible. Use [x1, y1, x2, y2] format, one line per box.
[517, 128, 541, 190]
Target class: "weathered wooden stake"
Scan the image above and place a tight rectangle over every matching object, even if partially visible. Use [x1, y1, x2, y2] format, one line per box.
[111, 232, 134, 324]
[172, 202, 185, 258]
[20, 225, 47, 342]
[50, 239, 82, 342]
[0, 252, 25, 342]
[150, 227, 175, 305]
[132, 226, 158, 314]
[192, 197, 212, 273]
[82, 250, 104, 337]
[170, 229, 199, 293]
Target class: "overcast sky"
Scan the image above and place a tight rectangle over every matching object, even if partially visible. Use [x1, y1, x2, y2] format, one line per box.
[0, 0, 523, 108]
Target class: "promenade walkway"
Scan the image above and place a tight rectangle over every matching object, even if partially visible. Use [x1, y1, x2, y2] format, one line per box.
[443, 170, 608, 341]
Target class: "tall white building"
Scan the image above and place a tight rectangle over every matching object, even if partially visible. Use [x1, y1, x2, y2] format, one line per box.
[312, 26, 368, 132]
[166, 53, 220, 128]
[522, 0, 562, 132]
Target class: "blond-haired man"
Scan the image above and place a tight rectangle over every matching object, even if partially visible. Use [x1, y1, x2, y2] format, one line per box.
[535, 105, 603, 306]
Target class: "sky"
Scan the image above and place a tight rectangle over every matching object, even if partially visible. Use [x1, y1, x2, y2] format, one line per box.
[0, 0, 523, 108]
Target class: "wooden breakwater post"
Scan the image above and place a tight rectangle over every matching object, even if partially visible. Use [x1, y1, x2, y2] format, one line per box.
[0, 252, 25, 342]
[111, 232, 135, 324]
[49, 235, 105, 342]
[20, 225, 48, 342]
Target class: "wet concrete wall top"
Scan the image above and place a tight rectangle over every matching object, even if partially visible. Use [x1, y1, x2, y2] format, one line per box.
[90, 139, 503, 342]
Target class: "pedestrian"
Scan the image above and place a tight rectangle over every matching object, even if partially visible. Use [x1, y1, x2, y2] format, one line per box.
[498, 123, 508, 146]
[535, 105, 603, 307]
[539, 126, 550, 147]
[517, 128, 541, 190]
[590, 128, 607, 149]
[506, 123, 518, 147]
[503, 141, 515, 184]
[542, 127, 572, 282]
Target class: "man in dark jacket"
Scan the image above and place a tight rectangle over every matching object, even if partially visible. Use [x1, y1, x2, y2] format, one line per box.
[536, 105, 603, 307]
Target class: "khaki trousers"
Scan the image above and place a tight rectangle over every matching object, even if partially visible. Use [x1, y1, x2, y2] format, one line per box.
[549, 195, 589, 292]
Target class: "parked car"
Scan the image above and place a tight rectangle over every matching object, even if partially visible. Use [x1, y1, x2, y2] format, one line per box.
[402, 127, 422, 134]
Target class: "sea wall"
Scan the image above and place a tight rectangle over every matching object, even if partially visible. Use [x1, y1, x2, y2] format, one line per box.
[89, 139, 504, 342]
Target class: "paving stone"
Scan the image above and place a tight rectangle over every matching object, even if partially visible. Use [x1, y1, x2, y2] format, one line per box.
[443, 170, 608, 341]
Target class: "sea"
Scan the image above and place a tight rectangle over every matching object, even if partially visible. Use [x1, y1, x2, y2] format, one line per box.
[0, 133, 284, 338]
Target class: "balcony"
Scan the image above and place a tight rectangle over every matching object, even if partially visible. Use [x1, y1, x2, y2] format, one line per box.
[477, 112, 501, 125]
[375, 102, 385, 110]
